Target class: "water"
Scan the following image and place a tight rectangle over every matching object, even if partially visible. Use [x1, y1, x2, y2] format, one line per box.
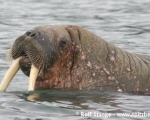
[0, 0, 150, 119]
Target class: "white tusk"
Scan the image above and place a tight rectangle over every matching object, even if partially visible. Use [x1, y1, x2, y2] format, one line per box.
[0, 56, 23, 91]
[28, 64, 39, 91]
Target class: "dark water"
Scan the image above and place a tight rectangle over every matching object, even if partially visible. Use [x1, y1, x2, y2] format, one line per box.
[0, 0, 150, 120]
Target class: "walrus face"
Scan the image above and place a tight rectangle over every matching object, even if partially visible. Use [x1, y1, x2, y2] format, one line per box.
[16, 27, 71, 75]
[0, 25, 79, 91]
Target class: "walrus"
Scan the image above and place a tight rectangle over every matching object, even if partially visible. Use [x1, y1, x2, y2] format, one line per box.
[0, 25, 150, 93]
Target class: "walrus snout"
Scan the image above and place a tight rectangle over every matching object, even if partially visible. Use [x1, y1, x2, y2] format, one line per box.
[12, 29, 57, 71]
[15, 29, 60, 81]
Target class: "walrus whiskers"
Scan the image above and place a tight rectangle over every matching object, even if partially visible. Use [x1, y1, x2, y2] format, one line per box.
[11, 35, 27, 58]
[24, 37, 45, 71]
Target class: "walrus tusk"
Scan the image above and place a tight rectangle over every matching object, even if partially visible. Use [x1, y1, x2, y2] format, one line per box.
[0, 56, 23, 91]
[28, 64, 39, 91]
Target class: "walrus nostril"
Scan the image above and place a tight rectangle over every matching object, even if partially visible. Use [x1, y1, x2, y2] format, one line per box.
[30, 31, 41, 38]
[25, 31, 38, 37]
[26, 31, 31, 36]
[30, 33, 36, 37]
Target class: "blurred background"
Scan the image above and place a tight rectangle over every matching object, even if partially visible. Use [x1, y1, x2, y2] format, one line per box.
[0, 0, 150, 120]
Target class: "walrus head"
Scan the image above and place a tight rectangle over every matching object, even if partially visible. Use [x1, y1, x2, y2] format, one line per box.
[0, 25, 81, 91]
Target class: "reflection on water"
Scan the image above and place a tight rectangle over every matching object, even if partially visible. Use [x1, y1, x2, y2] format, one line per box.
[0, 0, 150, 120]
[1, 90, 150, 120]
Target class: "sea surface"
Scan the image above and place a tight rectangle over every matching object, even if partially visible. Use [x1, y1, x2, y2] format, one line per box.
[0, 0, 150, 120]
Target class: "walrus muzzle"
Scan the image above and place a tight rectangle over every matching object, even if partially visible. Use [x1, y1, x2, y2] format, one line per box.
[0, 29, 57, 91]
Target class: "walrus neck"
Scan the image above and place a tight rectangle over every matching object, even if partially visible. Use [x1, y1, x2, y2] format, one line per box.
[68, 27, 118, 90]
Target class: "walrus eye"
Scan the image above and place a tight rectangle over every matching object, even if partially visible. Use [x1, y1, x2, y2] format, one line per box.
[59, 40, 67, 48]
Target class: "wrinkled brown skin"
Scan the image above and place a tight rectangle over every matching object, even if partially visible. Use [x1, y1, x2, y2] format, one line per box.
[13, 25, 150, 93]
